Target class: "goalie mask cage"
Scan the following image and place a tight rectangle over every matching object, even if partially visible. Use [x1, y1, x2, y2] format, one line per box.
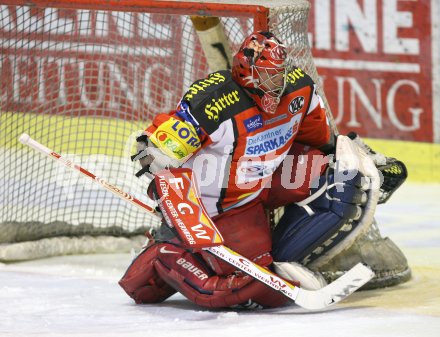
[1, 0, 326, 260]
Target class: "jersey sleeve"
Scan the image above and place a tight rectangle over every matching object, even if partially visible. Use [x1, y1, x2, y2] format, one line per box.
[145, 107, 212, 157]
[295, 85, 331, 148]
[145, 94, 215, 153]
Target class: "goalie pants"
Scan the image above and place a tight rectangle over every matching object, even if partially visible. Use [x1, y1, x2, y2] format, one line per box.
[119, 144, 327, 308]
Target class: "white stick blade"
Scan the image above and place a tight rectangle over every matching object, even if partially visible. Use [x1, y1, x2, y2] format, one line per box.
[294, 263, 375, 310]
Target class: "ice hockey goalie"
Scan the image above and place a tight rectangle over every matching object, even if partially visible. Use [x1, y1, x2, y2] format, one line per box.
[119, 31, 410, 310]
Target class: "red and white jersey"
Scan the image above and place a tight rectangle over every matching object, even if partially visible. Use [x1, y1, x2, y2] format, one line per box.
[147, 69, 330, 217]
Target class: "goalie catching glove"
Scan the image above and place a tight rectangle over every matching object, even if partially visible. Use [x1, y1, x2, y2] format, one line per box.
[347, 132, 407, 204]
[132, 117, 202, 178]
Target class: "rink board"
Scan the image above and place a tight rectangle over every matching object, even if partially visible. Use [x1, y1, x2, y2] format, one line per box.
[2, 112, 439, 182]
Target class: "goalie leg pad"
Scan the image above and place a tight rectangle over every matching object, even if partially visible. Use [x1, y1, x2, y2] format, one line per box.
[154, 249, 288, 309]
[272, 169, 367, 265]
[118, 242, 177, 304]
[120, 240, 287, 309]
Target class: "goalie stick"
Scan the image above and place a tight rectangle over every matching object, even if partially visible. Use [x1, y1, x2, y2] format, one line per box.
[19, 133, 374, 311]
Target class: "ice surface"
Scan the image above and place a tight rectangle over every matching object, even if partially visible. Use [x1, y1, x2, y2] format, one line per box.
[1, 183, 440, 337]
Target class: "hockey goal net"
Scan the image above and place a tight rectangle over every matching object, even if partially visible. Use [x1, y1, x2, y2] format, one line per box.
[0, 0, 410, 289]
[0, 0, 324, 260]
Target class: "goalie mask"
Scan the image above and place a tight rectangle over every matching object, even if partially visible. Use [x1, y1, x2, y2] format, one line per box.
[232, 31, 288, 115]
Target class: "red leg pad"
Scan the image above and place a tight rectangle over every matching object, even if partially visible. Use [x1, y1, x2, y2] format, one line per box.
[155, 247, 289, 309]
[119, 243, 176, 304]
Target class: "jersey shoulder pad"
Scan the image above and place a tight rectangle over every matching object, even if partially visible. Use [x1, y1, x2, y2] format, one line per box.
[181, 70, 255, 134]
[284, 67, 315, 94]
[182, 70, 231, 104]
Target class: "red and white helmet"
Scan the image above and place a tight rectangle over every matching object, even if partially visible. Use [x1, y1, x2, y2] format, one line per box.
[232, 31, 288, 114]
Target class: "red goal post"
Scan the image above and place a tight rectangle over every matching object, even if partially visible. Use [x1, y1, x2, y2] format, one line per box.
[2, 0, 271, 29]
[0, 0, 329, 260]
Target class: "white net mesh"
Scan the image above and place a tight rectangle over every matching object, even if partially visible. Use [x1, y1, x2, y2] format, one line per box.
[0, 1, 320, 259]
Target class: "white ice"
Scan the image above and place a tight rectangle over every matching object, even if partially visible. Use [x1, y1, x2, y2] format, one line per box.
[1, 183, 440, 337]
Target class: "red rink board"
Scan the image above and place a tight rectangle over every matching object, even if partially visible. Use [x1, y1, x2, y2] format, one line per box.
[308, 0, 434, 142]
[0, 9, 189, 121]
[0, 1, 436, 142]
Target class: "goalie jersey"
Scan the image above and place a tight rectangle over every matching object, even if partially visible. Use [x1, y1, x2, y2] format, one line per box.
[146, 69, 330, 217]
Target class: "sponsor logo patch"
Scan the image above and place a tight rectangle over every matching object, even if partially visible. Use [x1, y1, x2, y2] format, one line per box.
[288, 96, 305, 114]
[176, 257, 209, 280]
[244, 113, 302, 156]
[285, 68, 305, 85]
[150, 118, 201, 159]
[159, 246, 180, 254]
[184, 72, 226, 101]
[264, 113, 287, 125]
[175, 100, 201, 134]
[204, 89, 240, 121]
[243, 114, 263, 132]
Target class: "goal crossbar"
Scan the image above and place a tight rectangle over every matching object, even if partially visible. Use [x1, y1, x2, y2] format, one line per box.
[0, 0, 271, 29]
